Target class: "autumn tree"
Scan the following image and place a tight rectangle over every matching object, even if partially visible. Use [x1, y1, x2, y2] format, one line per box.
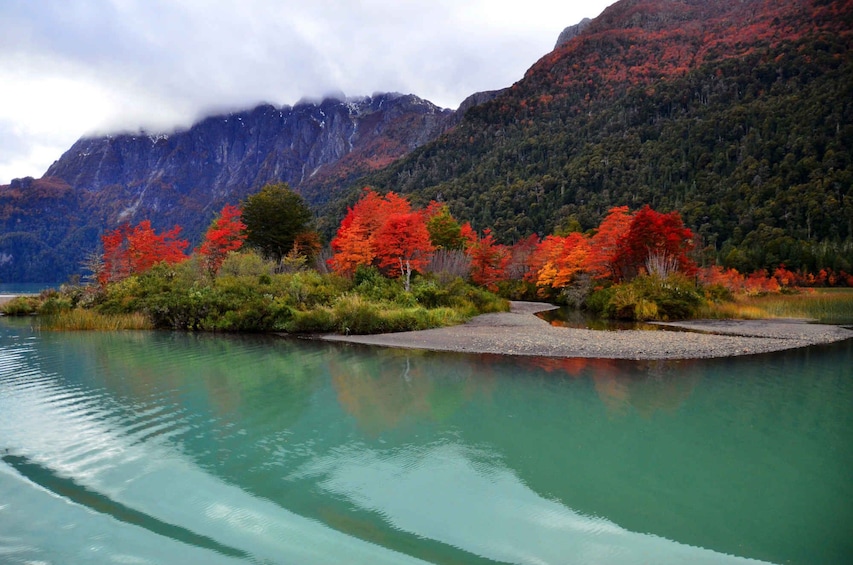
[99, 220, 189, 286]
[525, 232, 590, 290]
[197, 204, 246, 276]
[587, 206, 632, 279]
[612, 205, 696, 280]
[373, 212, 434, 290]
[467, 229, 510, 291]
[241, 183, 315, 262]
[328, 188, 415, 277]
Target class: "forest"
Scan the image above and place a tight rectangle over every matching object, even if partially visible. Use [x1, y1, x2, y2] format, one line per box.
[329, 1, 853, 277]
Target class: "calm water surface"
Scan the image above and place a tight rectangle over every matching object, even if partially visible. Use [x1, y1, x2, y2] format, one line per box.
[0, 318, 851, 564]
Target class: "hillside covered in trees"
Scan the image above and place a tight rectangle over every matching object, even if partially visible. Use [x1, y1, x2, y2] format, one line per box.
[2, 0, 851, 283]
[338, 0, 853, 275]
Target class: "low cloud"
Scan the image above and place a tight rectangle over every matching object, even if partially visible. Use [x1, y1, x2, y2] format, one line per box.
[0, 0, 614, 183]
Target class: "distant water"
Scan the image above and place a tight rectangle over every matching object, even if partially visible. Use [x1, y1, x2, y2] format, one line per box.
[0, 282, 56, 295]
[1, 318, 851, 564]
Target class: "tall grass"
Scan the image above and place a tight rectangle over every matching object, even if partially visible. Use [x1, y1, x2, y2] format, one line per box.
[699, 289, 853, 323]
[38, 309, 154, 331]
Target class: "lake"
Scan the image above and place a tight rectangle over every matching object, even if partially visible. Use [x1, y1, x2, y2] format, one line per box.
[1, 317, 851, 564]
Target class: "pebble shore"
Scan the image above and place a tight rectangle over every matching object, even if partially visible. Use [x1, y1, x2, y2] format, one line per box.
[322, 301, 853, 360]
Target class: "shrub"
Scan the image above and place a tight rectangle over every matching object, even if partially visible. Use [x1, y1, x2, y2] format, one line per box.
[592, 274, 703, 321]
[285, 307, 336, 333]
[1, 296, 40, 316]
[411, 278, 451, 308]
[37, 295, 74, 315]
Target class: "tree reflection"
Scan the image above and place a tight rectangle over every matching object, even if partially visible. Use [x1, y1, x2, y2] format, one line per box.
[518, 356, 701, 417]
[329, 348, 493, 435]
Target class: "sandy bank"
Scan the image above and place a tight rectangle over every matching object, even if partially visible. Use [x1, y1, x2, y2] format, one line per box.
[321, 301, 853, 360]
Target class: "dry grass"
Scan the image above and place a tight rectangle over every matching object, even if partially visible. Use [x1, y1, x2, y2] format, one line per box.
[38, 309, 154, 331]
[700, 289, 853, 323]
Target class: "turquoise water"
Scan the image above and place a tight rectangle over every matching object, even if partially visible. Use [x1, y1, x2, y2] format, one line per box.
[0, 318, 851, 564]
[0, 282, 54, 295]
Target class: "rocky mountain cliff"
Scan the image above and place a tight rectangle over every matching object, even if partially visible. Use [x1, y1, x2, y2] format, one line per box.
[0, 93, 454, 281]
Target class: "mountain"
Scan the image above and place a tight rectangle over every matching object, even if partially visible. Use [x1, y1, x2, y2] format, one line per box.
[0, 94, 453, 282]
[341, 0, 853, 274]
[4, 0, 853, 283]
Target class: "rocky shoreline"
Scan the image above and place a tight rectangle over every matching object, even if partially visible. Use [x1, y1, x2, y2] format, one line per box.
[322, 301, 853, 360]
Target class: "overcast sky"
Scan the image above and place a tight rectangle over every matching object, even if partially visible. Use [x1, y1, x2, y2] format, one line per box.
[0, 0, 615, 184]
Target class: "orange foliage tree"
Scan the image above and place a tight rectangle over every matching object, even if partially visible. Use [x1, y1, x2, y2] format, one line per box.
[197, 204, 246, 276]
[525, 232, 591, 291]
[99, 220, 189, 286]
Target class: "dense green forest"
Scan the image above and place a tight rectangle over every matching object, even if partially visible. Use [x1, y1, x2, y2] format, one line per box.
[330, 8, 853, 275]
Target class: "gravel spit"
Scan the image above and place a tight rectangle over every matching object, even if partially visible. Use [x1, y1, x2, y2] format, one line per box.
[321, 301, 853, 360]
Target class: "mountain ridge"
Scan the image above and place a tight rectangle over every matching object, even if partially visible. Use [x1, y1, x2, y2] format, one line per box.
[1, 93, 455, 281]
[3, 0, 852, 282]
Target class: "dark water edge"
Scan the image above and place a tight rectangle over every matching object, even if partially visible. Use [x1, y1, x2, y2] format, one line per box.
[1, 319, 851, 564]
[536, 305, 667, 330]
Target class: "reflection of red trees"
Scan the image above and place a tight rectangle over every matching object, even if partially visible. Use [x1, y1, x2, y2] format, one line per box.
[520, 356, 700, 417]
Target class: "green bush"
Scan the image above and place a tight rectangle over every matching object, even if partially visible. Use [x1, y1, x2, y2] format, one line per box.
[595, 274, 703, 321]
[1, 296, 40, 316]
[219, 250, 274, 278]
[411, 278, 451, 308]
[285, 307, 336, 333]
[38, 295, 74, 315]
[495, 279, 538, 301]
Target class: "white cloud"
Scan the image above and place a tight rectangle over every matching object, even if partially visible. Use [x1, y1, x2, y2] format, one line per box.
[0, 0, 615, 184]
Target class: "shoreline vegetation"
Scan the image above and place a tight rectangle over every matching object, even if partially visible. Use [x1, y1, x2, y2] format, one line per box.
[3, 185, 853, 359]
[2, 280, 852, 361]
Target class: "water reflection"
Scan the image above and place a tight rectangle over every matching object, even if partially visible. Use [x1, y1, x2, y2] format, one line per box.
[294, 441, 769, 564]
[1, 320, 851, 564]
[330, 347, 493, 434]
[518, 356, 702, 417]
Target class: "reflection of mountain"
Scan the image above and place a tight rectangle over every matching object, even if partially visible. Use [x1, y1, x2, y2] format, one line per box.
[48, 331, 322, 430]
[295, 441, 767, 565]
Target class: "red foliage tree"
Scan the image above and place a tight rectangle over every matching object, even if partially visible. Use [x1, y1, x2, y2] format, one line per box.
[99, 220, 189, 286]
[373, 212, 435, 290]
[612, 205, 695, 280]
[329, 188, 430, 279]
[197, 204, 246, 276]
[586, 206, 633, 279]
[468, 229, 510, 291]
